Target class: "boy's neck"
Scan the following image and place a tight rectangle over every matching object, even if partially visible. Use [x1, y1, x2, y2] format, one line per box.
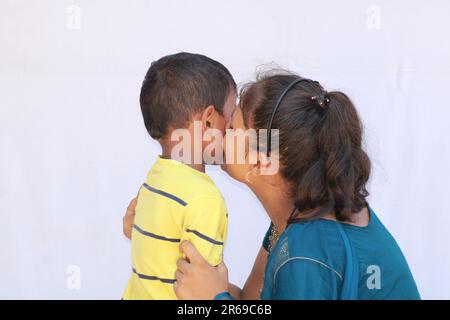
[161, 144, 206, 173]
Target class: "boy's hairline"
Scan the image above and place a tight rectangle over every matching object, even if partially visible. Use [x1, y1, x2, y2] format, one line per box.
[156, 87, 237, 144]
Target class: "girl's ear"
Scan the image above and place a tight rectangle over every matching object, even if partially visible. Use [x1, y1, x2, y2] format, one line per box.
[255, 152, 282, 186]
[247, 153, 270, 176]
[257, 149, 280, 176]
[200, 105, 215, 131]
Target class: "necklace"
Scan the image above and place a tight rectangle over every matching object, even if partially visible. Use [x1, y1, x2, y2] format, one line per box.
[267, 224, 279, 253]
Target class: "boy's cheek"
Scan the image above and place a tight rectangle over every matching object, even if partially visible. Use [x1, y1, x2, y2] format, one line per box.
[213, 116, 227, 136]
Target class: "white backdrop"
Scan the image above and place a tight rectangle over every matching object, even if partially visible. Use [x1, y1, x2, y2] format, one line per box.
[1, 0, 449, 299]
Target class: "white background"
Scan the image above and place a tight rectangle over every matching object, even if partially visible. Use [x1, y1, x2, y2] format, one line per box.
[1, 0, 449, 299]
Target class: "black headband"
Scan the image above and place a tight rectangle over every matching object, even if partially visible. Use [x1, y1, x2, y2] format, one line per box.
[266, 78, 315, 156]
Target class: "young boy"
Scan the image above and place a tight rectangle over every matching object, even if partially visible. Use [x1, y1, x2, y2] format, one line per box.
[123, 53, 237, 299]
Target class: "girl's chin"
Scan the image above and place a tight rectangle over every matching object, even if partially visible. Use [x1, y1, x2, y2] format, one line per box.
[220, 164, 246, 184]
[221, 163, 237, 179]
[220, 163, 228, 173]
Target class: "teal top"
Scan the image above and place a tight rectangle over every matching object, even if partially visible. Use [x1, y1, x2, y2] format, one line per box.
[260, 207, 421, 300]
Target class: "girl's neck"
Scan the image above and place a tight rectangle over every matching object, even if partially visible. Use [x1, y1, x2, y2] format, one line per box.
[250, 183, 294, 234]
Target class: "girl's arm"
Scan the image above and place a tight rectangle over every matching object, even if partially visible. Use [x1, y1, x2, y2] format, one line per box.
[240, 247, 267, 299]
[228, 283, 242, 299]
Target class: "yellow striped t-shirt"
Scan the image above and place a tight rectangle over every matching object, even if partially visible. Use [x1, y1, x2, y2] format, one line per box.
[122, 156, 228, 299]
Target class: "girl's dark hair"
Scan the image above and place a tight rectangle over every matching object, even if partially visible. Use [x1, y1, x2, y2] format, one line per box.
[240, 71, 371, 222]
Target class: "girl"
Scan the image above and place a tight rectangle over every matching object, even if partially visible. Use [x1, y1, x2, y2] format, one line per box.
[124, 71, 421, 300]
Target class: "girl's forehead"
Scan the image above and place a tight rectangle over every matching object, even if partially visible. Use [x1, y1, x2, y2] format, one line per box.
[232, 107, 246, 126]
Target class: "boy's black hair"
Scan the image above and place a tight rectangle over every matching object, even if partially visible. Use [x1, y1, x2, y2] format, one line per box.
[140, 52, 236, 139]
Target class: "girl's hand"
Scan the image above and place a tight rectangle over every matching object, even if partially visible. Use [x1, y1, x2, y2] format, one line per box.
[174, 241, 229, 300]
[123, 197, 137, 239]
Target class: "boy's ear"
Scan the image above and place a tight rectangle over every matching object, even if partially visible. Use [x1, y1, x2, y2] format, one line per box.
[200, 105, 216, 131]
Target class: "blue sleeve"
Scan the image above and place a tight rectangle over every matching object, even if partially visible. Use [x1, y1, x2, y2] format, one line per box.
[272, 258, 341, 300]
[214, 292, 236, 300]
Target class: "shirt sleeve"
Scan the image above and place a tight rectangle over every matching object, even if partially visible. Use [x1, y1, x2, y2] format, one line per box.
[181, 196, 228, 266]
[272, 258, 341, 300]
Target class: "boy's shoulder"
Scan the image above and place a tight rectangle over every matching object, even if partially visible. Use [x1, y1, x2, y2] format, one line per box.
[172, 171, 224, 203]
[146, 157, 224, 206]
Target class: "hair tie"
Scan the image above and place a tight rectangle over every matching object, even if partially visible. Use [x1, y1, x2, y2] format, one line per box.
[311, 91, 330, 109]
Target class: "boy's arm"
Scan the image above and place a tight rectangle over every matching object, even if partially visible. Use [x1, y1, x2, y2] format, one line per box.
[181, 196, 227, 267]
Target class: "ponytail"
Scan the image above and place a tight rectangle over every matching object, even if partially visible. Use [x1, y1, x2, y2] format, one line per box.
[315, 91, 371, 221]
[240, 72, 371, 223]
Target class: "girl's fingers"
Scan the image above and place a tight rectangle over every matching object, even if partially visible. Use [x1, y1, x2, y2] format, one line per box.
[180, 241, 206, 265]
[216, 261, 228, 275]
[126, 197, 137, 215]
[176, 258, 190, 274]
[175, 270, 184, 282]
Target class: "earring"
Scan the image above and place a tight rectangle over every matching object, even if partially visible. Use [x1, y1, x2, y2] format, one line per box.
[245, 170, 253, 184]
